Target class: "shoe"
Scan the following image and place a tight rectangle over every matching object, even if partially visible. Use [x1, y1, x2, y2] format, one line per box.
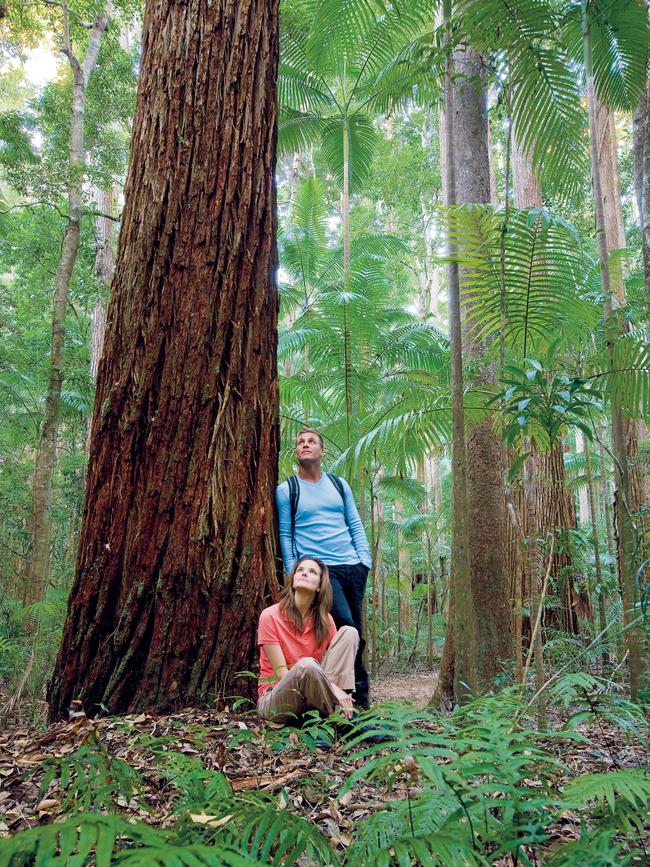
[337, 720, 392, 745]
[300, 728, 333, 751]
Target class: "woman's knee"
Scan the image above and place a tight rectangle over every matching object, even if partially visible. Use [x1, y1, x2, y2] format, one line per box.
[294, 656, 319, 670]
[337, 625, 359, 646]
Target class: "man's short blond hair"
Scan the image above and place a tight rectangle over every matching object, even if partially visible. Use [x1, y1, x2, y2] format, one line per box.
[296, 427, 324, 447]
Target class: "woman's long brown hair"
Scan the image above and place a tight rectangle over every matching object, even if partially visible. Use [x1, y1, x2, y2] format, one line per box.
[278, 557, 333, 645]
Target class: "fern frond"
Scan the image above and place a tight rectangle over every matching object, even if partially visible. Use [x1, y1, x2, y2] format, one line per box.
[0, 814, 160, 867]
[562, 769, 650, 831]
[37, 738, 144, 813]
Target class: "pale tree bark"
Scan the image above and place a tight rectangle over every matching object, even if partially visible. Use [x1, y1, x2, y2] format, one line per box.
[583, 0, 647, 698]
[512, 137, 542, 210]
[454, 42, 512, 693]
[487, 119, 499, 207]
[584, 438, 610, 671]
[433, 0, 475, 705]
[91, 185, 116, 384]
[632, 74, 650, 503]
[48, 0, 280, 719]
[86, 184, 116, 459]
[575, 430, 591, 525]
[24, 3, 111, 608]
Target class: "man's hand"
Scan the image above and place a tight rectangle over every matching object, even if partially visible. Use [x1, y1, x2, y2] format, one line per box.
[330, 682, 354, 719]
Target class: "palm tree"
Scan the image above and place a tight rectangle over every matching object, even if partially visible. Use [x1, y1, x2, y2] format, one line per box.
[278, 177, 451, 481]
[278, 0, 438, 445]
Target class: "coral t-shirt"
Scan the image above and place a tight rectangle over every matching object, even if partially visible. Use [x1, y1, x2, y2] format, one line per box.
[257, 603, 336, 696]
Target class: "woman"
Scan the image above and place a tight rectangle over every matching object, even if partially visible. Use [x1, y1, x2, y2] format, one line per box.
[257, 556, 359, 724]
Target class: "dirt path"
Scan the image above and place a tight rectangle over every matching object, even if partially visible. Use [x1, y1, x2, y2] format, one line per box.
[371, 669, 438, 706]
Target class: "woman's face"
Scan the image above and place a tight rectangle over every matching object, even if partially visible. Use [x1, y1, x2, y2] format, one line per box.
[292, 559, 322, 593]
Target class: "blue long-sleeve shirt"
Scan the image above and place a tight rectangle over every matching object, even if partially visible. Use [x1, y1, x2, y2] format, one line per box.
[276, 474, 372, 574]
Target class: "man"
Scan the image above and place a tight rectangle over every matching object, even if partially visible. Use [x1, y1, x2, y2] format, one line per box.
[276, 428, 372, 709]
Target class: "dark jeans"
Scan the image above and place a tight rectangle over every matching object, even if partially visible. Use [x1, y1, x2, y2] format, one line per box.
[327, 562, 369, 707]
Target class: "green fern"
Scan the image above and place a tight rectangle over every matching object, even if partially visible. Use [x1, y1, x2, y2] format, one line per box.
[546, 828, 635, 867]
[37, 737, 144, 813]
[562, 769, 650, 835]
[115, 843, 266, 866]
[0, 814, 160, 867]
[345, 792, 482, 866]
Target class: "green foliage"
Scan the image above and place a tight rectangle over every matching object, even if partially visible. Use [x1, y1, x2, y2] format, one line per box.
[562, 770, 650, 834]
[38, 737, 144, 813]
[4, 690, 650, 865]
[463, 0, 589, 203]
[445, 205, 596, 356]
[562, 0, 650, 110]
[498, 359, 601, 449]
[0, 813, 264, 867]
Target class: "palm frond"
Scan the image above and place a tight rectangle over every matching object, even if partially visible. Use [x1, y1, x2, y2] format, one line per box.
[562, 0, 650, 110]
[463, 0, 589, 203]
[444, 205, 597, 357]
[321, 114, 378, 190]
[277, 109, 329, 157]
[589, 331, 650, 421]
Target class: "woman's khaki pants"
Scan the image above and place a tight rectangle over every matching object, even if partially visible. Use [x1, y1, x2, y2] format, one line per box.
[257, 625, 359, 724]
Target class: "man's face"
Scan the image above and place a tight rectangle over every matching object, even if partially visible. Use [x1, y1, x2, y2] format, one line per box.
[295, 431, 323, 465]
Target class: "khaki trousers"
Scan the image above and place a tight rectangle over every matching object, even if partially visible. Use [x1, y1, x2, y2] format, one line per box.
[257, 625, 359, 724]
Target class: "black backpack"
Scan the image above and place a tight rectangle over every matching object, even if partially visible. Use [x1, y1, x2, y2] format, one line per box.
[287, 473, 346, 560]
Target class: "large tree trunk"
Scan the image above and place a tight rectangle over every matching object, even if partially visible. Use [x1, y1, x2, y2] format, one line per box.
[48, 0, 280, 720]
[24, 5, 111, 608]
[454, 42, 512, 692]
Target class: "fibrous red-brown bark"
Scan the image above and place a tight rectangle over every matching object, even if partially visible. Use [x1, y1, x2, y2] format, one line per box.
[532, 442, 582, 633]
[48, 0, 280, 720]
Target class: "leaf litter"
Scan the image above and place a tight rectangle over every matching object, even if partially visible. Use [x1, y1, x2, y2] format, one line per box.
[0, 671, 647, 863]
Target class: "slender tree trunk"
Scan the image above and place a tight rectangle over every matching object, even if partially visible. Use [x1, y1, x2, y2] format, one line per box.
[583, 0, 647, 698]
[434, 0, 475, 704]
[454, 37, 511, 692]
[342, 119, 352, 446]
[632, 75, 650, 506]
[25, 4, 111, 608]
[575, 431, 591, 525]
[584, 439, 609, 670]
[370, 486, 379, 677]
[512, 136, 542, 209]
[48, 0, 280, 719]
[87, 185, 116, 454]
[524, 455, 546, 728]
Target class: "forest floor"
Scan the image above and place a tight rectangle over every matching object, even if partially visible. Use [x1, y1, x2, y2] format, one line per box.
[0, 668, 647, 863]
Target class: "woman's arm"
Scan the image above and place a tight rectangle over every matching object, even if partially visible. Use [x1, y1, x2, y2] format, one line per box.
[263, 643, 289, 680]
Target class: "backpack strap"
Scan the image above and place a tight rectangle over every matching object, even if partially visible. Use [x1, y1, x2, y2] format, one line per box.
[287, 475, 300, 560]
